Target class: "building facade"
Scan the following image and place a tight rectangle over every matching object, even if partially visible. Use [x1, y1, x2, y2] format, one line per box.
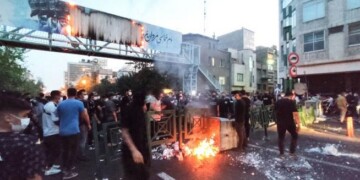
[218, 28, 257, 93]
[226, 48, 257, 93]
[218, 28, 255, 51]
[279, 0, 360, 94]
[183, 34, 231, 93]
[65, 59, 115, 87]
[255, 46, 278, 93]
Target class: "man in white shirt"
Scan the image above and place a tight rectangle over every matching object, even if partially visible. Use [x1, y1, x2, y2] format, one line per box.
[42, 90, 62, 176]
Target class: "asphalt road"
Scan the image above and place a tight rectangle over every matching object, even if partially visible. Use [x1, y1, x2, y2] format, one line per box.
[45, 124, 360, 180]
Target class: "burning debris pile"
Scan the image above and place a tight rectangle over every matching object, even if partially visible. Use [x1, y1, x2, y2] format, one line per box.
[152, 135, 220, 161]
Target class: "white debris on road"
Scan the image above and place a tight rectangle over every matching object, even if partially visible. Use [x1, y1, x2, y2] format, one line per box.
[231, 151, 314, 180]
[305, 144, 360, 158]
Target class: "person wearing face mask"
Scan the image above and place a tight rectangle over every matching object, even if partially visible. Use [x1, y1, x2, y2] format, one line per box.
[0, 91, 45, 180]
[42, 90, 62, 176]
[120, 89, 133, 123]
[76, 89, 91, 161]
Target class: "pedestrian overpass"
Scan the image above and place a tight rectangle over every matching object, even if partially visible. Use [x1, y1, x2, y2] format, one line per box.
[0, 0, 205, 93]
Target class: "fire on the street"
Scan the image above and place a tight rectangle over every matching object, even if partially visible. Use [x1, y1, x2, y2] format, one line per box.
[184, 134, 219, 160]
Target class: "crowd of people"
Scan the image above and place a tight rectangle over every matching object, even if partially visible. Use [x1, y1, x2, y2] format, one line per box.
[0, 86, 311, 180]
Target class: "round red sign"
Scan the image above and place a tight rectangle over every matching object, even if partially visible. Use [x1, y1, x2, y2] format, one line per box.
[288, 52, 299, 65]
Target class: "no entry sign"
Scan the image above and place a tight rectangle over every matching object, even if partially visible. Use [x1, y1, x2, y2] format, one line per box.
[289, 66, 297, 78]
[288, 52, 299, 65]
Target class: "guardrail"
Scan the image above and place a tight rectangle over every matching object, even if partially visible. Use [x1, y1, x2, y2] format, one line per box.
[250, 105, 276, 138]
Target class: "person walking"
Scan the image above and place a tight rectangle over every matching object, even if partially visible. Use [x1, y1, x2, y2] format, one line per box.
[57, 88, 91, 179]
[274, 91, 300, 156]
[336, 92, 348, 123]
[232, 90, 246, 151]
[42, 90, 62, 176]
[121, 92, 151, 180]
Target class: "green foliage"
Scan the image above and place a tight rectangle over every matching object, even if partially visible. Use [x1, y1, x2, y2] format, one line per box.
[0, 47, 43, 96]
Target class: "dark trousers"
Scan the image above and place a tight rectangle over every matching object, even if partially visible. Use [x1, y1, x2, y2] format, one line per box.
[234, 121, 246, 150]
[277, 124, 298, 155]
[244, 117, 250, 139]
[122, 150, 150, 180]
[61, 134, 80, 171]
[43, 134, 61, 168]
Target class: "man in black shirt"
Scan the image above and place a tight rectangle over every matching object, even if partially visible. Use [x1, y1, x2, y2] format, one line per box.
[274, 91, 300, 156]
[232, 90, 246, 151]
[240, 90, 251, 143]
[262, 91, 274, 106]
[121, 92, 150, 180]
[218, 93, 233, 118]
[120, 89, 133, 122]
[209, 91, 219, 117]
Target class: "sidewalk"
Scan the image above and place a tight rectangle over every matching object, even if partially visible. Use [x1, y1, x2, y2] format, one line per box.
[307, 115, 360, 139]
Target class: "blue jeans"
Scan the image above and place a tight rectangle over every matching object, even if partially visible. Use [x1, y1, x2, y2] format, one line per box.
[79, 124, 88, 157]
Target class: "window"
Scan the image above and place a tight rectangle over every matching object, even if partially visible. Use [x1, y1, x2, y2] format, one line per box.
[282, 0, 292, 8]
[292, 9, 296, 27]
[219, 77, 225, 85]
[347, 0, 360, 10]
[268, 64, 274, 71]
[304, 31, 324, 52]
[283, 26, 292, 41]
[237, 73, 244, 82]
[329, 26, 343, 34]
[303, 0, 325, 22]
[209, 57, 215, 66]
[220, 59, 225, 67]
[349, 22, 360, 45]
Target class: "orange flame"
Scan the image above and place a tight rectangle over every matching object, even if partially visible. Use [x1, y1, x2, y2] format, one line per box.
[187, 134, 219, 160]
[68, 1, 76, 7]
[66, 25, 72, 35]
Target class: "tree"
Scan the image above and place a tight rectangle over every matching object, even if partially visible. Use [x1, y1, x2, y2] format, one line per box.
[91, 67, 177, 96]
[0, 47, 43, 96]
[91, 76, 117, 96]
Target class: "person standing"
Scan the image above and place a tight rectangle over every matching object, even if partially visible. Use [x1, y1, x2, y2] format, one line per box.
[232, 90, 246, 151]
[274, 91, 300, 156]
[121, 92, 151, 180]
[76, 89, 91, 161]
[262, 91, 274, 106]
[240, 90, 251, 143]
[42, 90, 62, 176]
[120, 89, 133, 122]
[336, 92, 348, 123]
[57, 88, 91, 179]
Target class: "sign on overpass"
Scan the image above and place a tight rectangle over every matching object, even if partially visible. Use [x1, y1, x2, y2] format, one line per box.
[0, 0, 182, 54]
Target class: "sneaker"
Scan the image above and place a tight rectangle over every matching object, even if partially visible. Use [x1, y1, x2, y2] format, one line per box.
[63, 171, 78, 179]
[45, 167, 61, 176]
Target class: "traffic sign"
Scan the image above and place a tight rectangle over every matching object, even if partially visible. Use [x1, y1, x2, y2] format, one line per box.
[289, 66, 297, 78]
[288, 52, 299, 65]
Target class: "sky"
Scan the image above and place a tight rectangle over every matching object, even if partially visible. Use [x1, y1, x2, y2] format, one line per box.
[24, 0, 280, 91]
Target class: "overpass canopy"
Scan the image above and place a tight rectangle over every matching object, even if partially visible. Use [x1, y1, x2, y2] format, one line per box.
[0, 0, 182, 54]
